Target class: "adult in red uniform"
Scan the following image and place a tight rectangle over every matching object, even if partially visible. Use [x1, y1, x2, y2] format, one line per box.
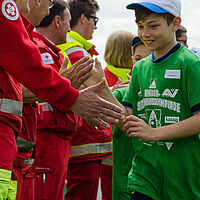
[0, 0, 124, 197]
[31, 1, 78, 199]
[12, 0, 96, 199]
[58, 1, 112, 199]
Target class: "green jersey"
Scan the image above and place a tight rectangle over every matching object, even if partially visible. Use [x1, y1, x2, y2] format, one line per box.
[123, 45, 200, 200]
[112, 87, 133, 200]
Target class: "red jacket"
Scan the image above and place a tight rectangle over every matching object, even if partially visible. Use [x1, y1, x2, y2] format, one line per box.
[32, 31, 78, 140]
[60, 33, 112, 163]
[0, 1, 79, 135]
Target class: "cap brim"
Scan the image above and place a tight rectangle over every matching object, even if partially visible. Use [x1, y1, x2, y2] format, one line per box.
[126, 2, 168, 14]
[131, 36, 143, 49]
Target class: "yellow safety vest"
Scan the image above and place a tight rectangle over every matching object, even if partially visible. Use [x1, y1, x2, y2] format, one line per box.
[57, 31, 94, 68]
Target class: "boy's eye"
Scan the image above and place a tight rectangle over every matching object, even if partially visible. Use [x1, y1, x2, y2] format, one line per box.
[151, 24, 159, 28]
[138, 25, 143, 29]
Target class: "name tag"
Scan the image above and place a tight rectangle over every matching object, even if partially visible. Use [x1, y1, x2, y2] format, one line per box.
[164, 70, 181, 79]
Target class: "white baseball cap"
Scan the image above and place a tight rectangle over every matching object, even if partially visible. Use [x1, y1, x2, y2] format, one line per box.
[126, 0, 181, 17]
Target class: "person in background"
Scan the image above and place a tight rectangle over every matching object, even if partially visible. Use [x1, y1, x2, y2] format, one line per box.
[101, 30, 134, 200]
[31, 1, 79, 199]
[57, 0, 112, 199]
[104, 30, 134, 88]
[10, 0, 92, 199]
[176, 25, 188, 48]
[112, 36, 151, 200]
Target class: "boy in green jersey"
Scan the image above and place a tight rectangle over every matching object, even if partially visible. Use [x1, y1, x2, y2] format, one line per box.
[122, 0, 200, 199]
[81, 0, 200, 199]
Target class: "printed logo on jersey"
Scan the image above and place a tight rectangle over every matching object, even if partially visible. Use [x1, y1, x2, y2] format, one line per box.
[138, 88, 142, 97]
[145, 89, 160, 98]
[165, 142, 173, 150]
[137, 98, 181, 113]
[138, 113, 146, 120]
[165, 116, 179, 124]
[146, 109, 161, 128]
[164, 70, 181, 79]
[41, 53, 54, 65]
[149, 78, 157, 89]
[1, 0, 19, 21]
[162, 89, 178, 98]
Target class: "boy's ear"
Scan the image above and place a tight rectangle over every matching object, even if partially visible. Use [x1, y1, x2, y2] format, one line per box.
[172, 16, 181, 32]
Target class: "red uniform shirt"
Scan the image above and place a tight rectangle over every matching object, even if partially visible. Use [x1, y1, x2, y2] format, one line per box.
[0, 1, 79, 135]
[65, 40, 112, 163]
[32, 31, 78, 139]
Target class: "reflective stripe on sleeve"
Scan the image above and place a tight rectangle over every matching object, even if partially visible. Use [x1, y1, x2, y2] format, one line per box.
[24, 158, 34, 165]
[102, 156, 113, 166]
[0, 99, 22, 116]
[65, 47, 90, 57]
[42, 103, 53, 112]
[70, 142, 112, 157]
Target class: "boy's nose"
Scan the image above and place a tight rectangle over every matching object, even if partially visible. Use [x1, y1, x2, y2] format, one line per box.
[143, 28, 151, 37]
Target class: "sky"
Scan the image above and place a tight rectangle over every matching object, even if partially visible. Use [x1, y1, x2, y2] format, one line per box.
[91, 0, 200, 67]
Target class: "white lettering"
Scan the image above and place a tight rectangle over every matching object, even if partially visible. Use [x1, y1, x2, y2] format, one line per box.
[137, 98, 181, 113]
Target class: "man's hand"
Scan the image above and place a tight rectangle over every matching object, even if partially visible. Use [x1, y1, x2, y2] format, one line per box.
[59, 56, 93, 89]
[82, 58, 105, 88]
[123, 115, 156, 142]
[70, 78, 125, 128]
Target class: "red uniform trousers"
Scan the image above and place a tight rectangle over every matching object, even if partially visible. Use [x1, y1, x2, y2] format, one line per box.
[65, 160, 102, 200]
[12, 157, 35, 200]
[12, 102, 39, 200]
[0, 122, 18, 171]
[101, 163, 113, 200]
[65, 120, 112, 200]
[34, 131, 71, 200]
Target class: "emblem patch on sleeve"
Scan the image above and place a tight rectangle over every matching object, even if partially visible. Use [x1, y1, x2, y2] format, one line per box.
[1, 0, 19, 21]
[41, 53, 54, 65]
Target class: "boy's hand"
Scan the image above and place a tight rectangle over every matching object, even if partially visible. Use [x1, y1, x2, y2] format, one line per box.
[111, 73, 131, 92]
[70, 78, 124, 128]
[83, 58, 105, 88]
[123, 115, 157, 142]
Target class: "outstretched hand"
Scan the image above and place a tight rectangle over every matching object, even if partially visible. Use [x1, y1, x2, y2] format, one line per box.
[123, 115, 157, 142]
[83, 58, 105, 88]
[59, 56, 93, 89]
[70, 78, 125, 128]
[111, 73, 131, 92]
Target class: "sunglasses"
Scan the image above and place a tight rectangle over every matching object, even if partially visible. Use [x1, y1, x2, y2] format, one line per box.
[85, 15, 99, 26]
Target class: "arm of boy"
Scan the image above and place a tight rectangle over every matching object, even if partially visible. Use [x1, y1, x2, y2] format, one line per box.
[123, 112, 200, 142]
[83, 58, 132, 129]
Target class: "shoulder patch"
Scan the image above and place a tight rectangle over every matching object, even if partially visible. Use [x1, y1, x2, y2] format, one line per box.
[1, 0, 19, 21]
[41, 53, 54, 65]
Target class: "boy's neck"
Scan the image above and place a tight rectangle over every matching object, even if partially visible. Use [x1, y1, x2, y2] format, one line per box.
[153, 39, 177, 60]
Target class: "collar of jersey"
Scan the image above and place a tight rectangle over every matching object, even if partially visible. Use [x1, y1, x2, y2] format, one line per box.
[152, 43, 181, 63]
